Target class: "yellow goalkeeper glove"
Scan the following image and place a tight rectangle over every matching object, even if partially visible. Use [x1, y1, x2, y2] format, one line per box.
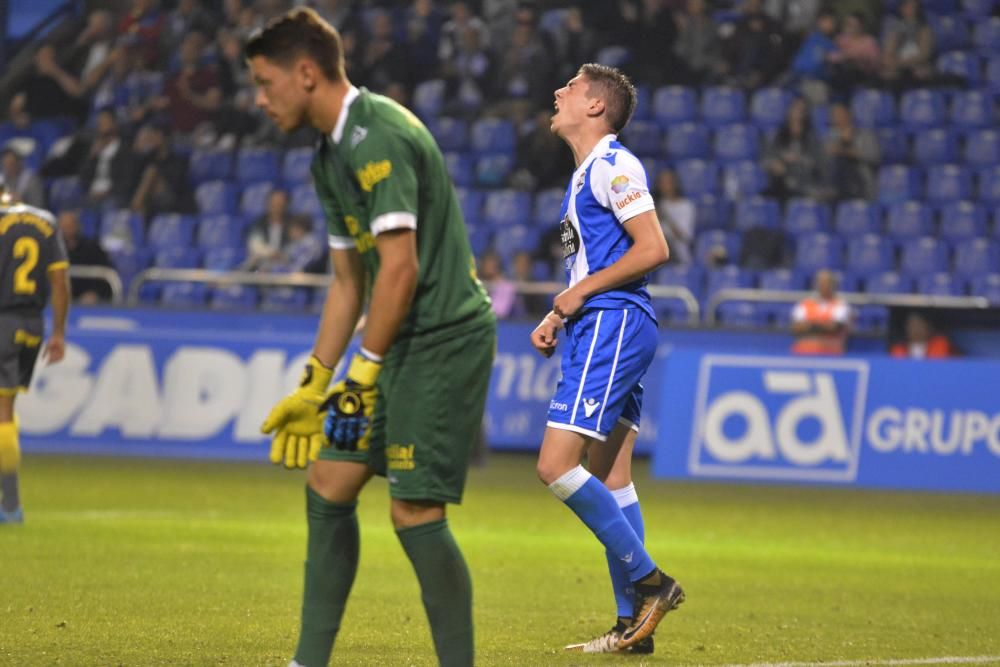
[320, 351, 382, 452]
[261, 355, 332, 469]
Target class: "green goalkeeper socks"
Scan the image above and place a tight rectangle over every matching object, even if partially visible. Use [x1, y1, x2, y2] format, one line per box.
[293, 487, 359, 667]
[397, 519, 474, 667]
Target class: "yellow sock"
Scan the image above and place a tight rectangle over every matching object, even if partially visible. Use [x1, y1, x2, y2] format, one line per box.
[0, 422, 20, 474]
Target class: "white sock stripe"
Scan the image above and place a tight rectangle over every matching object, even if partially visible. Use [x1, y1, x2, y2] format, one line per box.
[611, 482, 639, 508]
[548, 465, 592, 501]
[570, 310, 603, 424]
[596, 309, 628, 432]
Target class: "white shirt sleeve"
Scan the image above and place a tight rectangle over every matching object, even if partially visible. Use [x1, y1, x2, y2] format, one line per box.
[588, 150, 655, 224]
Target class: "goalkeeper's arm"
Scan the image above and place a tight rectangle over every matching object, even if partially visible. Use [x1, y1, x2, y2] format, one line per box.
[313, 247, 366, 368]
[357, 228, 418, 359]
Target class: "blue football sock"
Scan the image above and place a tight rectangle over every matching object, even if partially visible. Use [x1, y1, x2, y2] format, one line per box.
[549, 466, 656, 583]
[605, 483, 645, 618]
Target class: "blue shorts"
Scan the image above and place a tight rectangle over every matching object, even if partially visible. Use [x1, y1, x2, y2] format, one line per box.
[546, 308, 657, 441]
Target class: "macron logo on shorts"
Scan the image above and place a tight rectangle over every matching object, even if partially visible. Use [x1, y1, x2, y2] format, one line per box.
[583, 398, 601, 418]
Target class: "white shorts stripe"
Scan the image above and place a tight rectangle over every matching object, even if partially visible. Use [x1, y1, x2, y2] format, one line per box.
[570, 310, 603, 424]
[596, 309, 627, 431]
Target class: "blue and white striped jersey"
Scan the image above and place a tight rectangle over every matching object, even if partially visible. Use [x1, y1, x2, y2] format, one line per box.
[558, 134, 657, 321]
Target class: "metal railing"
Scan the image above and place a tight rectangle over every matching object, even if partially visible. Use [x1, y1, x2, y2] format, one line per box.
[69, 265, 125, 304]
[705, 288, 990, 326]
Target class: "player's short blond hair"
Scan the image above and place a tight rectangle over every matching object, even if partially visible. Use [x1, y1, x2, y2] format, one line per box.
[244, 7, 345, 82]
[578, 63, 637, 134]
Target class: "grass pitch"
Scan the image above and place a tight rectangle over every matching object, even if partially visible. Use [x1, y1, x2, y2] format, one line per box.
[1, 453, 999, 666]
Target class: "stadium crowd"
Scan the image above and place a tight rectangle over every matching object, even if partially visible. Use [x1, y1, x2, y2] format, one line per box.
[1, 0, 998, 325]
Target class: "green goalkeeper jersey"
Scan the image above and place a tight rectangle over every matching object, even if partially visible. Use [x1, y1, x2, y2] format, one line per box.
[311, 87, 492, 343]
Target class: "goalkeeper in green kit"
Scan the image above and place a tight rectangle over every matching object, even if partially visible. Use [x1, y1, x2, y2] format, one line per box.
[246, 9, 496, 666]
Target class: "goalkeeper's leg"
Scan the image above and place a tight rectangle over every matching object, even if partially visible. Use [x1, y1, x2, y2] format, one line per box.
[394, 500, 473, 667]
[291, 460, 373, 667]
[0, 395, 22, 521]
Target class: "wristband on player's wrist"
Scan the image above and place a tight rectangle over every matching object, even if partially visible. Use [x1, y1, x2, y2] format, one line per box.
[347, 350, 383, 387]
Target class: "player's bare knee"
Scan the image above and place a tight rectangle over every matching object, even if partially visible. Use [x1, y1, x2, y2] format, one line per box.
[307, 461, 366, 503]
[536, 459, 568, 486]
[390, 499, 444, 529]
[603, 471, 632, 491]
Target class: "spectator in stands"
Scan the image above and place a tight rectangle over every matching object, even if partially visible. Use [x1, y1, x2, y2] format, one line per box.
[357, 9, 410, 93]
[674, 0, 723, 86]
[881, 0, 935, 90]
[129, 119, 194, 217]
[824, 102, 879, 201]
[440, 22, 493, 116]
[510, 250, 549, 317]
[272, 215, 325, 273]
[117, 0, 166, 69]
[763, 0, 822, 38]
[556, 9, 597, 84]
[763, 96, 828, 201]
[491, 5, 555, 118]
[1, 145, 46, 209]
[156, 31, 222, 141]
[244, 189, 292, 271]
[163, 0, 216, 56]
[791, 268, 852, 355]
[739, 224, 789, 270]
[215, 29, 264, 149]
[404, 0, 446, 84]
[439, 2, 490, 63]
[722, 0, 788, 89]
[654, 168, 695, 265]
[631, 0, 682, 87]
[788, 11, 838, 94]
[890, 311, 956, 359]
[79, 108, 134, 209]
[510, 111, 574, 191]
[478, 250, 517, 319]
[58, 209, 114, 304]
[828, 12, 881, 91]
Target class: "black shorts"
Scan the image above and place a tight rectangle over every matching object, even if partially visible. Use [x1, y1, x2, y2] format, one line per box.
[0, 312, 43, 395]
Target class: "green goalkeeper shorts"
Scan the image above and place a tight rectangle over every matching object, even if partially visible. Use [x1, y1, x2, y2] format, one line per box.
[319, 319, 496, 504]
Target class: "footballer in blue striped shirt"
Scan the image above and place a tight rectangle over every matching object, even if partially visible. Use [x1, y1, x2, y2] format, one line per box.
[531, 64, 685, 655]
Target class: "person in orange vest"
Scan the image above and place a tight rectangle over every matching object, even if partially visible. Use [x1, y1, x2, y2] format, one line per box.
[890, 311, 956, 359]
[791, 269, 852, 355]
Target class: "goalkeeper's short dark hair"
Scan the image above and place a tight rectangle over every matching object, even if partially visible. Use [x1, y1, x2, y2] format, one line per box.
[578, 63, 637, 134]
[244, 7, 344, 82]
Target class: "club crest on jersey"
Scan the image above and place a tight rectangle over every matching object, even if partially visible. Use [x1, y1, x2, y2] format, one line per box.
[350, 126, 368, 148]
[575, 171, 585, 191]
[610, 175, 630, 194]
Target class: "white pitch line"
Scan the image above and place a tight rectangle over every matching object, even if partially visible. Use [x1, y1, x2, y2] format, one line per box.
[713, 656, 1000, 667]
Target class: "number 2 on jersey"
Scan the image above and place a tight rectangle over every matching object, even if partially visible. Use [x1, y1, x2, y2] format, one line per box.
[12, 236, 39, 294]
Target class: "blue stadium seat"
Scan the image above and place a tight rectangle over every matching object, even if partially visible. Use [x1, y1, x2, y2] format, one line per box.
[912, 128, 958, 164]
[749, 87, 792, 130]
[988, 56, 1000, 93]
[412, 79, 446, 119]
[78, 209, 100, 238]
[533, 188, 564, 225]
[713, 123, 759, 162]
[917, 272, 966, 296]
[978, 165, 1000, 205]
[717, 301, 768, 328]
[444, 152, 475, 188]
[203, 247, 246, 271]
[155, 248, 202, 269]
[195, 180, 238, 215]
[47, 176, 83, 211]
[428, 117, 468, 152]
[963, 129, 1000, 167]
[470, 119, 516, 153]
[188, 148, 233, 183]
[198, 214, 246, 249]
[759, 268, 808, 291]
[100, 210, 145, 251]
[938, 200, 988, 240]
[926, 164, 973, 203]
[108, 247, 153, 287]
[622, 120, 663, 157]
[900, 89, 947, 129]
[795, 232, 845, 272]
[483, 190, 532, 227]
[851, 89, 895, 128]
[211, 284, 258, 310]
[161, 282, 208, 307]
[950, 90, 995, 129]
[784, 199, 831, 235]
[676, 159, 719, 196]
[282, 147, 314, 185]
[595, 45, 631, 67]
[235, 148, 280, 184]
[969, 273, 1000, 304]
[928, 13, 970, 52]
[876, 127, 910, 164]
[694, 230, 741, 266]
[652, 86, 698, 125]
[456, 187, 485, 225]
[632, 85, 652, 122]
[877, 165, 922, 203]
[847, 234, 895, 274]
[885, 200, 934, 238]
[655, 264, 704, 296]
[475, 153, 514, 187]
[936, 50, 980, 86]
[734, 197, 780, 230]
[261, 287, 311, 312]
[835, 200, 882, 235]
[865, 271, 913, 294]
[701, 87, 747, 126]
[239, 181, 274, 219]
[972, 16, 1000, 53]
[693, 192, 731, 230]
[706, 266, 755, 296]
[833, 270, 863, 293]
[953, 238, 1000, 276]
[147, 214, 196, 251]
[722, 160, 768, 198]
[855, 304, 889, 332]
[290, 183, 323, 218]
[900, 236, 950, 274]
[493, 224, 540, 263]
[666, 122, 710, 159]
[811, 104, 831, 137]
[963, 0, 996, 17]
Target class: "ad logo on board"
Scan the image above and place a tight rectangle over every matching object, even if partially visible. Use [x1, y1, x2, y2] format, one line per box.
[689, 356, 869, 482]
